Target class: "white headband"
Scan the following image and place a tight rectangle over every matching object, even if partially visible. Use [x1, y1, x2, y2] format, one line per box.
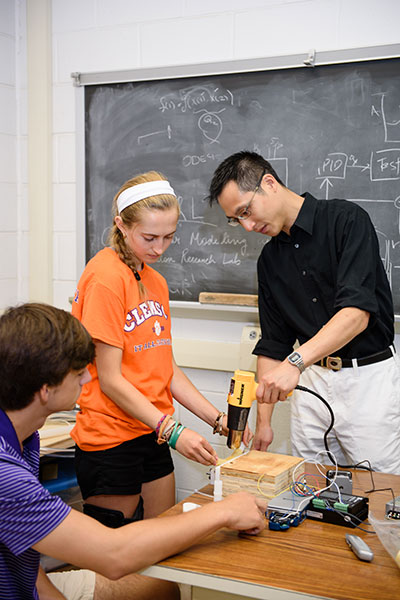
[117, 181, 176, 214]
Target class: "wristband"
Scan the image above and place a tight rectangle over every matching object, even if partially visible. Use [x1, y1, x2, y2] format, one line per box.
[169, 424, 185, 449]
[166, 421, 179, 446]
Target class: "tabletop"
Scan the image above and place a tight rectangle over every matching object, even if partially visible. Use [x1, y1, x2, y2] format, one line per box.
[143, 468, 400, 600]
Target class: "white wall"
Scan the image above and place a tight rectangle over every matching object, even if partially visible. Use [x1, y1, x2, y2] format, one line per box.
[0, 0, 28, 309]
[11, 0, 400, 500]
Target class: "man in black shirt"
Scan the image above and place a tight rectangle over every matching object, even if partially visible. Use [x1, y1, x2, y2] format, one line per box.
[208, 151, 400, 474]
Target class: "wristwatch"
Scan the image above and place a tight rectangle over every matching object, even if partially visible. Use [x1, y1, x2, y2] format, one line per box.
[287, 351, 306, 373]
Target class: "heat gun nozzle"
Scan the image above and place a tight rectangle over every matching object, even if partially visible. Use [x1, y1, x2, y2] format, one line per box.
[227, 429, 243, 449]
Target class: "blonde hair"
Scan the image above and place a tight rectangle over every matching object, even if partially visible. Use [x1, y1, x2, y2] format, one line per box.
[108, 171, 179, 298]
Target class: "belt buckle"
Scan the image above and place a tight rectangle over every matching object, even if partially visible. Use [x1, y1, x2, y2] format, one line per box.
[326, 356, 342, 371]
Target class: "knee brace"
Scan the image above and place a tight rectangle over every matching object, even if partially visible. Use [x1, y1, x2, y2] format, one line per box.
[83, 496, 144, 528]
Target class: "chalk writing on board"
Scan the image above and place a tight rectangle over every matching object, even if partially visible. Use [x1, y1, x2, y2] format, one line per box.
[159, 86, 234, 114]
[312, 88, 400, 291]
[195, 108, 225, 144]
[137, 125, 172, 145]
[84, 58, 400, 312]
[371, 92, 400, 143]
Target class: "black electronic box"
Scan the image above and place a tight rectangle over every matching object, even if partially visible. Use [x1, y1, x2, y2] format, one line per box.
[306, 490, 368, 528]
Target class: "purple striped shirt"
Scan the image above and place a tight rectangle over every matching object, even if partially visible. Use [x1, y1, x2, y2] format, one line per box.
[0, 409, 71, 599]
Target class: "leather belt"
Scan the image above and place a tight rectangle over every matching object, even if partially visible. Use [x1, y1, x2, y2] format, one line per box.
[316, 347, 394, 371]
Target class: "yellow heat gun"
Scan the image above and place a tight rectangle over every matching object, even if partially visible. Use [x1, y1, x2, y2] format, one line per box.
[226, 370, 258, 449]
[226, 369, 293, 448]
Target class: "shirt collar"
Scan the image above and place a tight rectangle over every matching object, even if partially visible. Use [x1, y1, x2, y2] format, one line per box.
[0, 408, 37, 455]
[275, 193, 317, 243]
[293, 193, 317, 235]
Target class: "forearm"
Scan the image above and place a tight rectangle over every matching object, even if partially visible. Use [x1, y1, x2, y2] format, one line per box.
[256, 402, 274, 428]
[35, 502, 231, 580]
[95, 340, 165, 429]
[256, 356, 277, 427]
[295, 307, 369, 368]
[256, 307, 370, 404]
[100, 374, 164, 429]
[113, 502, 230, 575]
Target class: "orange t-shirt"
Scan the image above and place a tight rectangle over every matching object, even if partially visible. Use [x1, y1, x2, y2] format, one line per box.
[71, 247, 174, 450]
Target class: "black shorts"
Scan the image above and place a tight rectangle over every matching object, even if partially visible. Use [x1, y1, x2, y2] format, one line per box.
[74, 432, 174, 499]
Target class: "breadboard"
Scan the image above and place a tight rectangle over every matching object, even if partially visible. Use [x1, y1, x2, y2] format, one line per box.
[220, 450, 304, 500]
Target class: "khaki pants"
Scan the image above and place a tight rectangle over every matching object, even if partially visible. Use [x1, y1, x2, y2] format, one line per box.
[48, 569, 96, 600]
[291, 351, 400, 474]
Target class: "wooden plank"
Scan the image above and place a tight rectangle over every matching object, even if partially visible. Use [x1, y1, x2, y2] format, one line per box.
[221, 451, 303, 477]
[198, 292, 258, 307]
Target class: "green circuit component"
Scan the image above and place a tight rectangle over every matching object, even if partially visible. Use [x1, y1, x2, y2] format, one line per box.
[333, 501, 349, 512]
[312, 498, 326, 509]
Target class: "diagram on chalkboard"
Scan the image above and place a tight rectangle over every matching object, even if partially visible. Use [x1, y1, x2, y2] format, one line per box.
[84, 58, 400, 312]
[195, 108, 225, 144]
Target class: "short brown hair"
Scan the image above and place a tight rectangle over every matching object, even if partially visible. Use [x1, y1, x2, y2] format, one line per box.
[0, 303, 95, 411]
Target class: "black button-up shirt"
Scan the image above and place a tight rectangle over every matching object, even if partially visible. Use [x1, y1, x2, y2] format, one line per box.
[253, 193, 394, 361]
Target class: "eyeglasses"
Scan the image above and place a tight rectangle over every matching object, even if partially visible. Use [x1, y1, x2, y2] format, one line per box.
[227, 168, 266, 226]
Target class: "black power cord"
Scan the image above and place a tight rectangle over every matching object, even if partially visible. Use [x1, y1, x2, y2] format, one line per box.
[295, 384, 371, 471]
[294, 384, 379, 532]
[294, 384, 396, 515]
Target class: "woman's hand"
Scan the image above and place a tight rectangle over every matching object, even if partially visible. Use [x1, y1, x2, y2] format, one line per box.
[219, 415, 253, 447]
[174, 428, 218, 466]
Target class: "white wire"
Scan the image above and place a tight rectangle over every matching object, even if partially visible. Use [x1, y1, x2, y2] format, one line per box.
[290, 449, 341, 512]
[330, 482, 343, 503]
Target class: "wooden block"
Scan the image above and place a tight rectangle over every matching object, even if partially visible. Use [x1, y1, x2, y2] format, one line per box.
[198, 292, 258, 307]
[220, 450, 304, 501]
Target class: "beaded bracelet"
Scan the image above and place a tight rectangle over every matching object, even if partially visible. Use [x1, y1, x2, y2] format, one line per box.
[212, 412, 226, 435]
[168, 424, 185, 449]
[155, 414, 168, 437]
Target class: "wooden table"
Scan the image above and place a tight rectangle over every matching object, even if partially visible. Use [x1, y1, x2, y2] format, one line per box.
[142, 468, 400, 600]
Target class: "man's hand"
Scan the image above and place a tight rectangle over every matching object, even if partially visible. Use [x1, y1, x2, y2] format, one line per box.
[256, 361, 299, 404]
[252, 424, 273, 451]
[220, 492, 267, 535]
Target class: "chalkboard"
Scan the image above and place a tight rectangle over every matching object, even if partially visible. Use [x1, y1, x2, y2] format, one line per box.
[84, 58, 400, 312]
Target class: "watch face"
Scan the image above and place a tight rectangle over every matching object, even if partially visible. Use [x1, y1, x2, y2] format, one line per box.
[290, 352, 301, 362]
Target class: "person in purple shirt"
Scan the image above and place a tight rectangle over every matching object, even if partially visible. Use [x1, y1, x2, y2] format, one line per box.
[0, 302, 266, 600]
